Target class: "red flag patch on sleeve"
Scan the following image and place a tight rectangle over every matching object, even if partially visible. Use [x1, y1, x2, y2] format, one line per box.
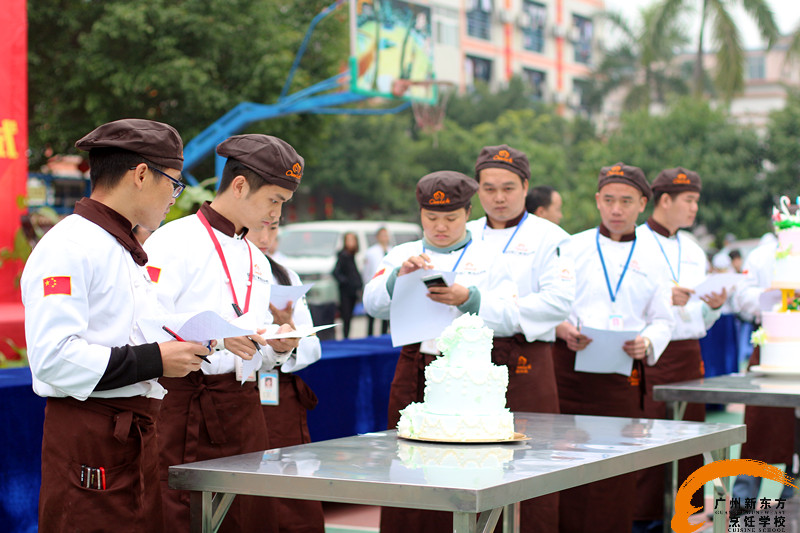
[372, 267, 386, 279]
[43, 276, 71, 296]
[146, 266, 162, 283]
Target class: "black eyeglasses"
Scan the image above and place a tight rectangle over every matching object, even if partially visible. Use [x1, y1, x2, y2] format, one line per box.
[130, 163, 185, 198]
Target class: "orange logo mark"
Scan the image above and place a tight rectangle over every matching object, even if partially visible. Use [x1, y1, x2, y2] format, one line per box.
[493, 149, 513, 163]
[672, 459, 797, 533]
[673, 172, 690, 184]
[628, 368, 640, 386]
[286, 163, 302, 180]
[428, 190, 451, 205]
[516, 355, 531, 374]
[606, 165, 625, 177]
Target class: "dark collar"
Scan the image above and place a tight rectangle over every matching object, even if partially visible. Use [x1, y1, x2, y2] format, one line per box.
[73, 198, 148, 266]
[599, 223, 636, 242]
[489, 210, 526, 229]
[646, 217, 674, 238]
[199, 202, 248, 238]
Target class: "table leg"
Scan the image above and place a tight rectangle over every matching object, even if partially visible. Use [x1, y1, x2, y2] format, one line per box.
[453, 508, 503, 533]
[502, 502, 520, 533]
[663, 401, 687, 533]
[188, 490, 236, 533]
[704, 447, 731, 533]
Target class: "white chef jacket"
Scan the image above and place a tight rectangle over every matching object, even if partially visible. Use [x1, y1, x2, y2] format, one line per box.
[271, 266, 321, 373]
[636, 223, 721, 340]
[144, 213, 282, 375]
[732, 239, 777, 323]
[21, 215, 166, 400]
[467, 213, 575, 341]
[361, 243, 390, 286]
[565, 227, 675, 364]
[362, 236, 520, 337]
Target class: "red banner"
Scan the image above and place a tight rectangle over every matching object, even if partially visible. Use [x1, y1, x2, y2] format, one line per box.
[0, 0, 27, 303]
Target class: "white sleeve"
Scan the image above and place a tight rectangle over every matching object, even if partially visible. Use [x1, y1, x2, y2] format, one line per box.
[517, 235, 575, 341]
[143, 227, 185, 314]
[21, 242, 110, 399]
[643, 283, 676, 365]
[280, 270, 321, 373]
[363, 247, 406, 320]
[476, 258, 520, 337]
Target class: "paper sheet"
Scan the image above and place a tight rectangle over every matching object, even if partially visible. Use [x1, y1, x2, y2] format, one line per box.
[240, 323, 336, 384]
[263, 324, 336, 339]
[690, 273, 745, 301]
[138, 310, 257, 344]
[389, 269, 458, 347]
[573, 326, 638, 376]
[270, 283, 313, 310]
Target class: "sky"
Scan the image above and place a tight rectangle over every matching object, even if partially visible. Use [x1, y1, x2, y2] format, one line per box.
[603, 0, 800, 50]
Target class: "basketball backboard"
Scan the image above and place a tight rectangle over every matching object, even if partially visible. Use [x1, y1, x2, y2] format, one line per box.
[349, 0, 436, 103]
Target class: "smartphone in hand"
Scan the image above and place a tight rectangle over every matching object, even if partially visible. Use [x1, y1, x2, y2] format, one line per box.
[422, 274, 448, 289]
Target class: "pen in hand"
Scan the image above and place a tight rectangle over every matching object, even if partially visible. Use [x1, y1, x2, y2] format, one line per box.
[232, 303, 265, 356]
[161, 326, 211, 363]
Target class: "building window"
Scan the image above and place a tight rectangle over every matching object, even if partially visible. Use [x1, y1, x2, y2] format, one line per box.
[746, 55, 766, 80]
[521, 1, 547, 53]
[466, 55, 493, 86]
[572, 14, 593, 65]
[466, 0, 492, 40]
[523, 68, 547, 100]
[434, 7, 459, 47]
[572, 78, 592, 115]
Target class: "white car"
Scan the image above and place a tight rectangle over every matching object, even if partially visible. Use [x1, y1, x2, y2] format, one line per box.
[277, 221, 422, 306]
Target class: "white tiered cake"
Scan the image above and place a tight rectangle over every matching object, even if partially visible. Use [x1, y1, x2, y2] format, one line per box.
[396, 314, 515, 441]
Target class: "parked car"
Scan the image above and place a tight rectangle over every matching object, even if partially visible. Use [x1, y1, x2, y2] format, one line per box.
[277, 221, 422, 308]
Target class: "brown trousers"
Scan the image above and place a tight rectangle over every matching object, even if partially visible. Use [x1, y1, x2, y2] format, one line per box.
[261, 373, 325, 533]
[380, 337, 560, 533]
[553, 339, 644, 533]
[39, 395, 163, 533]
[634, 339, 705, 520]
[158, 373, 277, 533]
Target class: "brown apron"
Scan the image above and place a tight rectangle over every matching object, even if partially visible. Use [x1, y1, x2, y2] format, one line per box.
[158, 373, 277, 533]
[740, 347, 795, 464]
[39, 395, 163, 533]
[553, 339, 643, 533]
[261, 373, 325, 533]
[634, 339, 705, 520]
[380, 337, 560, 533]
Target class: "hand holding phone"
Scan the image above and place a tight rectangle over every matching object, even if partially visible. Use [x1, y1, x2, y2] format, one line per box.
[422, 274, 448, 289]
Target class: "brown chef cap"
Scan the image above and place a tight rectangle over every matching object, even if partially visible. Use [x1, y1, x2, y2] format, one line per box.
[474, 144, 531, 182]
[216, 134, 304, 192]
[597, 162, 652, 200]
[75, 118, 184, 170]
[651, 167, 702, 194]
[416, 171, 479, 211]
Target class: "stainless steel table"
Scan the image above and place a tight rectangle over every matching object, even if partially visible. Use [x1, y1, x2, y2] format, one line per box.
[654, 372, 800, 533]
[169, 412, 744, 533]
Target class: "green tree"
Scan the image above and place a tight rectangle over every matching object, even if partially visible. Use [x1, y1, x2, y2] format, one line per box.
[652, 0, 779, 101]
[764, 90, 800, 199]
[28, 0, 347, 170]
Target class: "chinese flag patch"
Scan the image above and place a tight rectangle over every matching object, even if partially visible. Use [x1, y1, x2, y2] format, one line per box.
[43, 276, 71, 296]
[146, 266, 161, 283]
[372, 268, 386, 280]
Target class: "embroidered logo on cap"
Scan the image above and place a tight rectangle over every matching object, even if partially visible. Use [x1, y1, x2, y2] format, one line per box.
[606, 165, 625, 177]
[673, 172, 690, 184]
[428, 190, 451, 205]
[286, 163, 302, 180]
[43, 276, 71, 296]
[493, 149, 513, 163]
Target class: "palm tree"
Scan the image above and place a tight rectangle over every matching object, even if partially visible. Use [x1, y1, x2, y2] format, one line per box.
[652, 0, 779, 102]
[587, 5, 688, 112]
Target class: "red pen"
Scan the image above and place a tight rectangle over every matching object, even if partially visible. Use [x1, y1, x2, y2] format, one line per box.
[162, 326, 210, 363]
[100, 466, 106, 490]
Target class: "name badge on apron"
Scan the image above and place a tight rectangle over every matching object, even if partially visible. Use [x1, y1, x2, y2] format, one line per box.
[608, 314, 624, 331]
[258, 370, 280, 406]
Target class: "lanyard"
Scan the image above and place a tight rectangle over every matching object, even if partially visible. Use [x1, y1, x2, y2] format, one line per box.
[596, 228, 636, 304]
[647, 222, 681, 284]
[197, 211, 254, 313]
[422, 240, 472, 272]
[481, 211, 528, 253]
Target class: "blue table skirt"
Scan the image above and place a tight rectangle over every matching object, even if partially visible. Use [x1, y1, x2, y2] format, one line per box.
[0, 335, 399, 533]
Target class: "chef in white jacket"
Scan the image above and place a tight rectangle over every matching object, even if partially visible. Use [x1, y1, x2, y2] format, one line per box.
[365, 171, 522, 533]
[21, 119, 207, 533]
[144, 134, 300, 533]
[553, 162, 674, 533]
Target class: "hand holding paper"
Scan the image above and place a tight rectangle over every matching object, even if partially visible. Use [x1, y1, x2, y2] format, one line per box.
[573, 326, 639, 376]
[690, 273, 744, 301]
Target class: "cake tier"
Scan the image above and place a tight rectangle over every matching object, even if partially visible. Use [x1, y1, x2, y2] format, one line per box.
[761, 311, 800, 341]
[424, 361, 508, 415]
[777, 227, 800, 254]
[760, 340, 800, 370]
[397, 402, 515, 441]
[772, 254, 800, 289]
[441, 337, 493, 366]
[397, 441, 512, 486]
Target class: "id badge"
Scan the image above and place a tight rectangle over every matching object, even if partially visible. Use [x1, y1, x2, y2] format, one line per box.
[258, 371, 280, 406]
[608, 314, 624, 331]
[235, 357, 256, 383]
